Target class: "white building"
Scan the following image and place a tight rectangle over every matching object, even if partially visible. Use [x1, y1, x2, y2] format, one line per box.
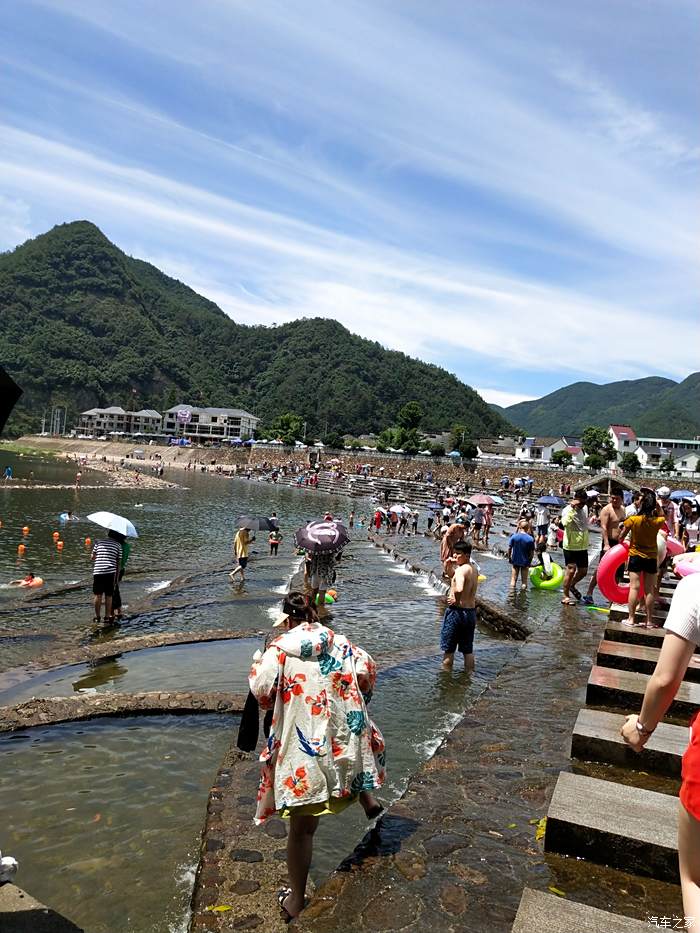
[674, 451, 700, 474]
[162, 405, 259, 441]
[636, 434, 700, 455]
[78, 407, 162, 436]
[608, 424, 638, 457]
[514, 436, 568, 462]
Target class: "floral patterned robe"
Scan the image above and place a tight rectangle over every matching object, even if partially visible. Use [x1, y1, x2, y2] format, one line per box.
[248, 622, 386, 824]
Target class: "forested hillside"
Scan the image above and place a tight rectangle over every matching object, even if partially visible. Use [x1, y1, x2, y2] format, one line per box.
[504, 375, 700, 437]
[0, 221, 513, 438]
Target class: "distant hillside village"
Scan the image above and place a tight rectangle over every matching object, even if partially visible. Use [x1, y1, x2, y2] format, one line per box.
[70, 406, 700, 477]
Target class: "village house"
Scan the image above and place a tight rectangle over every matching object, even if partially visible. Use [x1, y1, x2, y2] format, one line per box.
[77, 406, 162, 436]
[162, 405, 260, 441]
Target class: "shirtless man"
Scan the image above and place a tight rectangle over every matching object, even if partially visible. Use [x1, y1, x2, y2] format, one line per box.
[582, 489, 626, 604]
[440, 540, 478, 671]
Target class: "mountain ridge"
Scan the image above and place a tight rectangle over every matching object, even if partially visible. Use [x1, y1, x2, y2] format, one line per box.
[0, 221, 513, 438]
[503, 374, 700, 438]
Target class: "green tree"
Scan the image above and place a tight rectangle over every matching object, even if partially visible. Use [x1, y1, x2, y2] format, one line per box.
[551, 449, 573, 467]
[581, 426, 615, 461]
[270, 412, 304, 445]
[322, 431, 343, 450]
[619, 452, 641, 474]
[659, 456, 676, 474]
[459, 440, 478, 460]
[450, 423, 468, 451]
[430, 443, 446, 457]
[584, 453, 607, 471]
[396, 401, 424, 431]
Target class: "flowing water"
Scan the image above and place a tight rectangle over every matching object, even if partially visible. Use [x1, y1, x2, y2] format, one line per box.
[0, 451, 611, 930]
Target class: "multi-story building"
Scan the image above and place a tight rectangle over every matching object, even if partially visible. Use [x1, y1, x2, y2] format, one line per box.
[78, 407, 162, 436]
[162, 406, 259, 441]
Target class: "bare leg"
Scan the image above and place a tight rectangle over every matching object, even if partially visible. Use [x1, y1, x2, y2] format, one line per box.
[509, 566, 518, 589]
[284, 813, 319, 918]
[627, 571, 640, 624]
[678, 803, 700, 920]
[359, 790, 383, 818]
[229, 565, 241, 582]
[643, 571, 657, 626]
[441, 651, 455, 670]
[519, 566, 528, 590]
[562, 563, 576, 602]
[463, 652, 475, 672]
[104, 595, 113, 620]
[93, 594, 102, 620]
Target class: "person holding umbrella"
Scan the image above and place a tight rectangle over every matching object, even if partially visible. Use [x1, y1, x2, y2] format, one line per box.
[87, 512, 138, 624]
[294, 519, 349, 609]
[230, 526, 255, 583]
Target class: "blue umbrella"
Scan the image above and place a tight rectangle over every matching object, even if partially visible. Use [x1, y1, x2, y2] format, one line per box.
[426, 502, 443, 511]
[670, 490, 696, 501]
[537, 495, 566, 506]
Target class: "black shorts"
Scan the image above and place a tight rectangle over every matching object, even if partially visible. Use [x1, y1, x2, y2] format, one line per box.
[440, 607, 477, 655]
[93, 572, 116, 596]
[237, 557, 248, 569]
[537, 524, 548, 536]
[628, 555, 657, 575]
[563, 549, 588, 570]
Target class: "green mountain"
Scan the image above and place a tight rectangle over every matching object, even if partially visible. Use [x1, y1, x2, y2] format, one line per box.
[504, 375, 700, 437]
[0, 221, 513, 439]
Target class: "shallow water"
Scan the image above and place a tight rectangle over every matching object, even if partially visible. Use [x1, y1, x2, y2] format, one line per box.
[0, 451, 611, 929]
[0, 714, 236, 933]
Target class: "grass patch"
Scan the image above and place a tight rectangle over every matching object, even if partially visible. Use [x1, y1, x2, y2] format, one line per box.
[0, 440, 57, 458]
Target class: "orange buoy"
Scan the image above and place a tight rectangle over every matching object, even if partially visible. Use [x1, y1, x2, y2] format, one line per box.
[22, 526, 30, 536]
[17, 543, 26, 554]
[52, 531, 60, 541]
[84, 537, 91, 547]
[57, 540, 64, 550]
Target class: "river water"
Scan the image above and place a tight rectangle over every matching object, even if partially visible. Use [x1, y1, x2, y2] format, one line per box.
[0, 450, 600, 932]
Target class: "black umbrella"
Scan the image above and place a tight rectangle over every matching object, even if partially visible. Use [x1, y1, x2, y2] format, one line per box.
[237, 515, 279, 531]
[294, 520, 349, 554]
[536, 495, 566, 507]
[0, 367, 22, 436]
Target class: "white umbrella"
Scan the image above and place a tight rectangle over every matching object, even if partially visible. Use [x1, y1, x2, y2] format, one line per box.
[87, 511, 139, 538]
[389, 504, 410, 514]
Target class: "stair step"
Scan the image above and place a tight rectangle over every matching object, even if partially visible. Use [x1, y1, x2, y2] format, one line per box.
[604, 622, 700, 653]
[545, 771, 678, 882]
[596, 640, 700, 682]
[571, 708, 685, 778]
[586, 665, 700, 717]
[609, 603, 669, 623]
[511, 888, 651, 933]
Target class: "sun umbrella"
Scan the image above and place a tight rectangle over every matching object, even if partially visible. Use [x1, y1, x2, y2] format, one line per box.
[389, 504, 410, 514]
[487, 494, 505, 505]
[294, 520, 349, 554]
[237, 515, 279, 531]
[670, 490, 696, 501]
[467, 494, 494, 506]
[537, 495, 566, 507]
[426, 502, 442, 511]
[87, 511, 139, 538]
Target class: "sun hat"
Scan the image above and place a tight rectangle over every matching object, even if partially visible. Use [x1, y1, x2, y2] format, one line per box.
[656, 486, 671, 498]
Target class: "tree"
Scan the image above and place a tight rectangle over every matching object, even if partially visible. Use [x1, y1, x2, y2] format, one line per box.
[459, 440, 478, 460]
[450, 423, 468, 451]
[551, 449, 573, 467]
[430, 443, 446, 457]
[581, 426, 615, 462]
[584, 453, 606, 471]
[322, 431, 343, 450]
[396, 401, 424, 431]
[659, 456, 676, 474]
[619, 452, 641, 474]
[270, 411, 304, 445]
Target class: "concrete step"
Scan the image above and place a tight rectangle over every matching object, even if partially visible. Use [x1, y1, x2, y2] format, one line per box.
[545, 771, 679, 882]
[586, 664, 700, 717]
[571, 708, 685, 778]
[511, 888, 651, 933]
[604, 621, 700, 653]
[597, 639, 700, 682]
[609, 602, 669, 624]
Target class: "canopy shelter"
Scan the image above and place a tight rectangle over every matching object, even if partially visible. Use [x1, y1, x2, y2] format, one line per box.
[573, 473, 640, 503]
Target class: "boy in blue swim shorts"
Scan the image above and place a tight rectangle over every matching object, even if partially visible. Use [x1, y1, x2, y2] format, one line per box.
[440, 540, 478, 671]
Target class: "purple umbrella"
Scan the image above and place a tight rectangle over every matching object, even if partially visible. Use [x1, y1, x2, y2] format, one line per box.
[294, 520, 349, 554]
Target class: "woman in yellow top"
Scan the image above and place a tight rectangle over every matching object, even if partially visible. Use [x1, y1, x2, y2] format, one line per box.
[618, 489, 667, 628]
[229, 527, 254, 583]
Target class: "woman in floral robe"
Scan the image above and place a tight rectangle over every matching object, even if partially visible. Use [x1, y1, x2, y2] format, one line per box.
[249, 591, 385, 921]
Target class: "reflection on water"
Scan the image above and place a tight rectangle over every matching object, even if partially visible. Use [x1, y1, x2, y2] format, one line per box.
[0, 715, 235, 933]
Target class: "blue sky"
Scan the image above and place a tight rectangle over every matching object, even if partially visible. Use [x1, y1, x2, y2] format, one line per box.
[1, 0, 698, 407]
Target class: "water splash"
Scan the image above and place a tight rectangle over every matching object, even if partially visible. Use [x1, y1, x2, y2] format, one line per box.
[145, 580, 172, 593]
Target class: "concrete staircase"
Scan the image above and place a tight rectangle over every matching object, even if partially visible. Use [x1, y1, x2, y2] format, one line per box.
[512, 571, 688, 931]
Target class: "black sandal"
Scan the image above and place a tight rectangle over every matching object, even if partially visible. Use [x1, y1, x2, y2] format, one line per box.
[277, 888, 309, 924]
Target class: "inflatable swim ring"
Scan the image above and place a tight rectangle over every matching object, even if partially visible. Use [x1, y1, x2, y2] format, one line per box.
[666, 536, 685, 558]
[597, 541, 646, 604]
[17, 577, 44, 588]
[314, 593, 336, 605]
[675, 561, 700, 577]
[529, 562, 564, 590]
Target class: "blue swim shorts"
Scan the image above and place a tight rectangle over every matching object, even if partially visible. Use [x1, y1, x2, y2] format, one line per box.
[440, 606, 477, 655]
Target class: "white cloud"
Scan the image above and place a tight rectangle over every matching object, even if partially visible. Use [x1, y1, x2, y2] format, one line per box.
[474, 389, 538, 409]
